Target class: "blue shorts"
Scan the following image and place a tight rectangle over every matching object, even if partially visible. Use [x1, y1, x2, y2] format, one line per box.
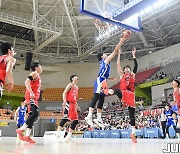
[172, 104, 178, 113]
[166, 118, 176, 127]
[17, 117, 25, 126]
[94, 77, 106, 94]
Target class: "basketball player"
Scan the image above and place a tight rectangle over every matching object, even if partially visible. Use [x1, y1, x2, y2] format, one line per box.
[16, 62, 42, 143]
[170, 79, 180, 140]
[164, 105, 179, 140]
[113, 47, 138, 143]
[0, 41, 16, 98]
[14, 101, 27, 128]
[171, 79, 180, 115]
[85, 31, 130, 127]
[56, 75, 80, 142]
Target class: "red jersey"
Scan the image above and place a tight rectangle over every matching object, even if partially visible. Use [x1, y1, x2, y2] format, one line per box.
[0, 55, 8, 84]
[173, 88, 180, 106]
[66, 84, 78, 103]
[25, 76, 41, 106]
[120, 73, 135, 92]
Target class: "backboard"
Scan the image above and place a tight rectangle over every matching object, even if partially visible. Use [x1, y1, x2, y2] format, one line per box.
[80, 0, 159, 32]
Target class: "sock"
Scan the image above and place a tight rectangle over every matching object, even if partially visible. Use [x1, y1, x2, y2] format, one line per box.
[87, 111, 93, 118]
[132, 127, 135, 135]
[67, 132, 72, 138]
[166, 133, 169, 138]
[97, 113, 102, 120]
[20, 124, 27, 131]
[56, 128, 60, 137]
[176, 133, 179, 138]
[26, 128, 31, 137]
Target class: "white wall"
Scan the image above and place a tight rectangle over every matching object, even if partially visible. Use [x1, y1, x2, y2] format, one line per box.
[151, 83, 172, 103]
[138, 43, 180, 70]
[12, 43, 180, 89]
[13, 59, 133, 89]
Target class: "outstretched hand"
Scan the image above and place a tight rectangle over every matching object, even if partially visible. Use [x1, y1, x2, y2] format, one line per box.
[132, 47, 136, 58]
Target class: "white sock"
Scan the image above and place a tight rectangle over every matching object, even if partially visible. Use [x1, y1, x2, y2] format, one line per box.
[20, 124, 27, 131]
[166, 133, 169, 138]
[26, 128, 31, 137]
[67, 132, 72, 138]
[56, 129, 60, 137]
[176, 133, 179, 138]
[87, 111, 93, 118]
[132, 127, 135, 135]
[97, 113, 102, 120]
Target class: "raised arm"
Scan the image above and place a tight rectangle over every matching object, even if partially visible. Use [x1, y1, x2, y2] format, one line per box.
[132, 47, 138, 75]
[117, 50, 123, 78]
[104, 37, 127, 64]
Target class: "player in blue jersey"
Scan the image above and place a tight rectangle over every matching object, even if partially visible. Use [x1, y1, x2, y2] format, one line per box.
[85, 32, 129, 127]
[14, 101, 27, 128]
[164, 105, 179, 139]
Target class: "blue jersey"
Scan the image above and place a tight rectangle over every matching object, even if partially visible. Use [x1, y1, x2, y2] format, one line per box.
[164, 109, 174, 119]
[98, 59, 111, 82]
[18, 106, 27, 118]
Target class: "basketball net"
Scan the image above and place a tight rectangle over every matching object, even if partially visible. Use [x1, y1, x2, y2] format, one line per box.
[94, 18, 113, 37]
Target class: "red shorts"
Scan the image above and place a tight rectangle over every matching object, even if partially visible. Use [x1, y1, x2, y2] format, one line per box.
[0, 70, 6, 84]
[62, 102, 78, 121]
[121, 90, 135, 108]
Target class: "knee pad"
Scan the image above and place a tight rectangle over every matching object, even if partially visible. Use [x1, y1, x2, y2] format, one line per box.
[90, 93, 100, 108]
[59, 119, 69, 127]
[70, 120, 78, 130]
[114, 89, 122, 99]
[130, 117, 135, 126]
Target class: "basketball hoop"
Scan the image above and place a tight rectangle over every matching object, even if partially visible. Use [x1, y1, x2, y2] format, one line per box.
[94, 19, 111, 36]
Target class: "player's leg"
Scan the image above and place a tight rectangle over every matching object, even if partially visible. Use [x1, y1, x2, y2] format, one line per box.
[165, 120, 170, 139]
[23, 104, 39, 143]
[56, 119, 69, 142]
[56, 102, 70, 141]
[0, 81, 4, 100]
[16, 117, 21, 129]
[128, 106, 137, 143]
[94, 93, 105, 127]
[113, 89, 122, 100]
[85, 78, 101, 126]
[161, 121, 166, 139]
[64, 120, 78, 142]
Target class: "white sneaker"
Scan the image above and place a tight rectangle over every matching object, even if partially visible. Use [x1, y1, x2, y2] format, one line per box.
[63, 137, 75, 143]
[56, 130, 66, 143]
[85, 117, 93, 127]
[93, 118, 105, 128]
[63, 136, 71, 143]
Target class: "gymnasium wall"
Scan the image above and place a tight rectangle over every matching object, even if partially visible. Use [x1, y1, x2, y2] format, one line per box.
[13, 60, 133, 89]
[12, 43, 180, 89]
[151, 83, 172, 104]
[138, 43, 180, 70]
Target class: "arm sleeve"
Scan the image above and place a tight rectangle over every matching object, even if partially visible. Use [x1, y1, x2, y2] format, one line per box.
[133, 58, 138, 74]
[28, 76, 33, 81]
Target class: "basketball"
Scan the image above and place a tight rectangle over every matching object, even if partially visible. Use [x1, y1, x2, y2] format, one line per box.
[122, 30, 132, 39]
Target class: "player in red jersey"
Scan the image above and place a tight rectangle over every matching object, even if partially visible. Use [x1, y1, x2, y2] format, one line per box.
[16, 62, 42, 143]
[171, 79, 180, 142]
[0, 41, 16, 98]
[56, 75, 80, 142]
[113, 47, 138, 143]
[171, 79, 180, 115]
